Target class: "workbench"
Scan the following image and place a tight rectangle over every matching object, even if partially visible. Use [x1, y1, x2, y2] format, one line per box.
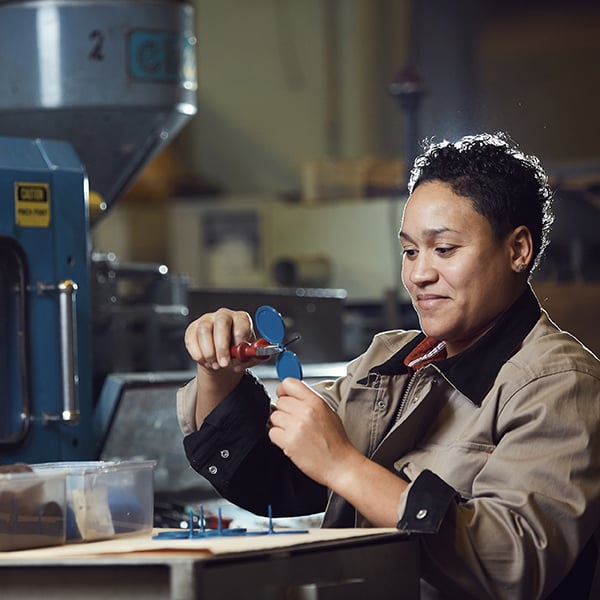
[0, 528, 419, 600]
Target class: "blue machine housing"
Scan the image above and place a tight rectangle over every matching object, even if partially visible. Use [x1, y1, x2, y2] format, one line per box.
[0, 136, 94, 463]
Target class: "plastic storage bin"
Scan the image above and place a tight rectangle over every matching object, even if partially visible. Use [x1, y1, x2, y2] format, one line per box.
[0, 467, 66, 551]
[32, 461, 155, 542]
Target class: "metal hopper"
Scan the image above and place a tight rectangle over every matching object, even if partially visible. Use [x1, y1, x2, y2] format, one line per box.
[0, 0, 197, 212]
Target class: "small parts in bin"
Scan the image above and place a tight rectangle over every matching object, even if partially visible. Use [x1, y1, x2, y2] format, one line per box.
[0, 463, 32, 475]
[0, 463, 66, 551]
[230, 305, 303, 381]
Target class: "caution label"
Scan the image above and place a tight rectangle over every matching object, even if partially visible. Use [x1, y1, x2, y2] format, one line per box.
[15, 182, 51, 227]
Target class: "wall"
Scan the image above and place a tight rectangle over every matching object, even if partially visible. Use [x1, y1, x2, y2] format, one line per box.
[475, 4, 600, 162]
[166, 1, 600, 196]
[173, 0, 412, 195]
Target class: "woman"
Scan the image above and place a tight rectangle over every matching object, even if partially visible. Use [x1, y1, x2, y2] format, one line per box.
[178, 133, 600, 599]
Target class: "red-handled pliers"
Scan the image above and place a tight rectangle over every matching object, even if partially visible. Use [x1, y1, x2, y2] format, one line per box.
[230, 338, 283, 362]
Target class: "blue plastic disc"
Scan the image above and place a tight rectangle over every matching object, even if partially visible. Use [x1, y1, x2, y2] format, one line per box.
[255, 305, 286, 344]
[276, 350, 303, 381]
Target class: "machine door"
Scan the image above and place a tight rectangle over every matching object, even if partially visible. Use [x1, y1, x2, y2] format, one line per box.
[0, 236, 31, 446]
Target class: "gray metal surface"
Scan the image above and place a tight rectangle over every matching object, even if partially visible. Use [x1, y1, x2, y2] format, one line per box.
[0, 0, 197, 209]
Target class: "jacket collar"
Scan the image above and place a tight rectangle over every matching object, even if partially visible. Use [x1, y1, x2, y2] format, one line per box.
[370, 286, 541, 405]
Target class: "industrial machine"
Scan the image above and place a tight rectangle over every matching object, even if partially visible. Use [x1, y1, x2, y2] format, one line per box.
[0, 0, 197, 464]
[0, 137, 93, 462]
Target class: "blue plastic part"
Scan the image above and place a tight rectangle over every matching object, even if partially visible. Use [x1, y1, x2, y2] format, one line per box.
[255, 305, 286, 344]
[152, 528, 248, 540]
[276, 350, 303, 381]
[152, 504, 308, 541]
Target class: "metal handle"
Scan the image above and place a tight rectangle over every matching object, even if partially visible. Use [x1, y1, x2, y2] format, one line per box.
[39, 279, 80, 424]
[57, 280, 79, 423]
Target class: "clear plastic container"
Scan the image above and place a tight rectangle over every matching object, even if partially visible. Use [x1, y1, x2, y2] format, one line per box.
[0, 467, 66, 551]
[32, 461, 155, 542]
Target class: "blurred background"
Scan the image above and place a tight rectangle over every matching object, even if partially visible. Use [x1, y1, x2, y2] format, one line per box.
[93, 0, 600, 370]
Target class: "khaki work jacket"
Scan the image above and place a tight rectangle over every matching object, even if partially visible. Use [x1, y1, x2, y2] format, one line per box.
[178, 288, 600, 599]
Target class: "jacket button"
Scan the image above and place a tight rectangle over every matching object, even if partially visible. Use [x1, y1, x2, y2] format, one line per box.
[377, 400, 385, 409]
[220, 449, 230, 459]
[416, 509, 428, 520]
[208, 465, 218, 475]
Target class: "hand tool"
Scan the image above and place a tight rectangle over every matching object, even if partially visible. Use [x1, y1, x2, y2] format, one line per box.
[230, 305, 303, 380]
[230, 338, 284, 362]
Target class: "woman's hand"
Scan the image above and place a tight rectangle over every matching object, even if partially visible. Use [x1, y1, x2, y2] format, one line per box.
[269, 377, 408, 527]
[185, 307, 258, 373]
[269, 378, 361, 489]
[184, 307, 266, 427]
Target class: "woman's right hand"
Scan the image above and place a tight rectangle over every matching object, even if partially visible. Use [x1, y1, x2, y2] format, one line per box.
[184, 307, 264, 374]
[185, 308, 264, 426]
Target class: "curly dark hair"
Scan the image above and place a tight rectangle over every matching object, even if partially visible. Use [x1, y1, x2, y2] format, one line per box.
[408, 132, 554, 272]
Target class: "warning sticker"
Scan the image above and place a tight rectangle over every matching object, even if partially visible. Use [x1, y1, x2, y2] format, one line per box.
[15, 182, 51, 227]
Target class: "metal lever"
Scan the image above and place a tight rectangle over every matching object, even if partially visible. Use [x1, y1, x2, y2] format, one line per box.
[39, 279, 80, 424]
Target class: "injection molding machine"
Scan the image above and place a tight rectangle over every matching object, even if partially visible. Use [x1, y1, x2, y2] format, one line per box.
[0, 0, 197, 464]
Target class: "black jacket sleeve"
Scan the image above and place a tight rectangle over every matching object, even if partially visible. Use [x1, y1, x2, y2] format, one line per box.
[183, 372, 328, 517]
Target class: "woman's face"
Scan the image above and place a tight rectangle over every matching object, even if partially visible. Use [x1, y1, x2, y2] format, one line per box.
[400, 180, 525, 357]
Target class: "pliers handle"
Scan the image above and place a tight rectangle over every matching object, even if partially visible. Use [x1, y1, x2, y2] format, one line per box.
[230, 338, 283, 362]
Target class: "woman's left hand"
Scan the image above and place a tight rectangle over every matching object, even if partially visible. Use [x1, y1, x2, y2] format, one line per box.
[269, 378, 360, 489]
[270, 378, 408, 527]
